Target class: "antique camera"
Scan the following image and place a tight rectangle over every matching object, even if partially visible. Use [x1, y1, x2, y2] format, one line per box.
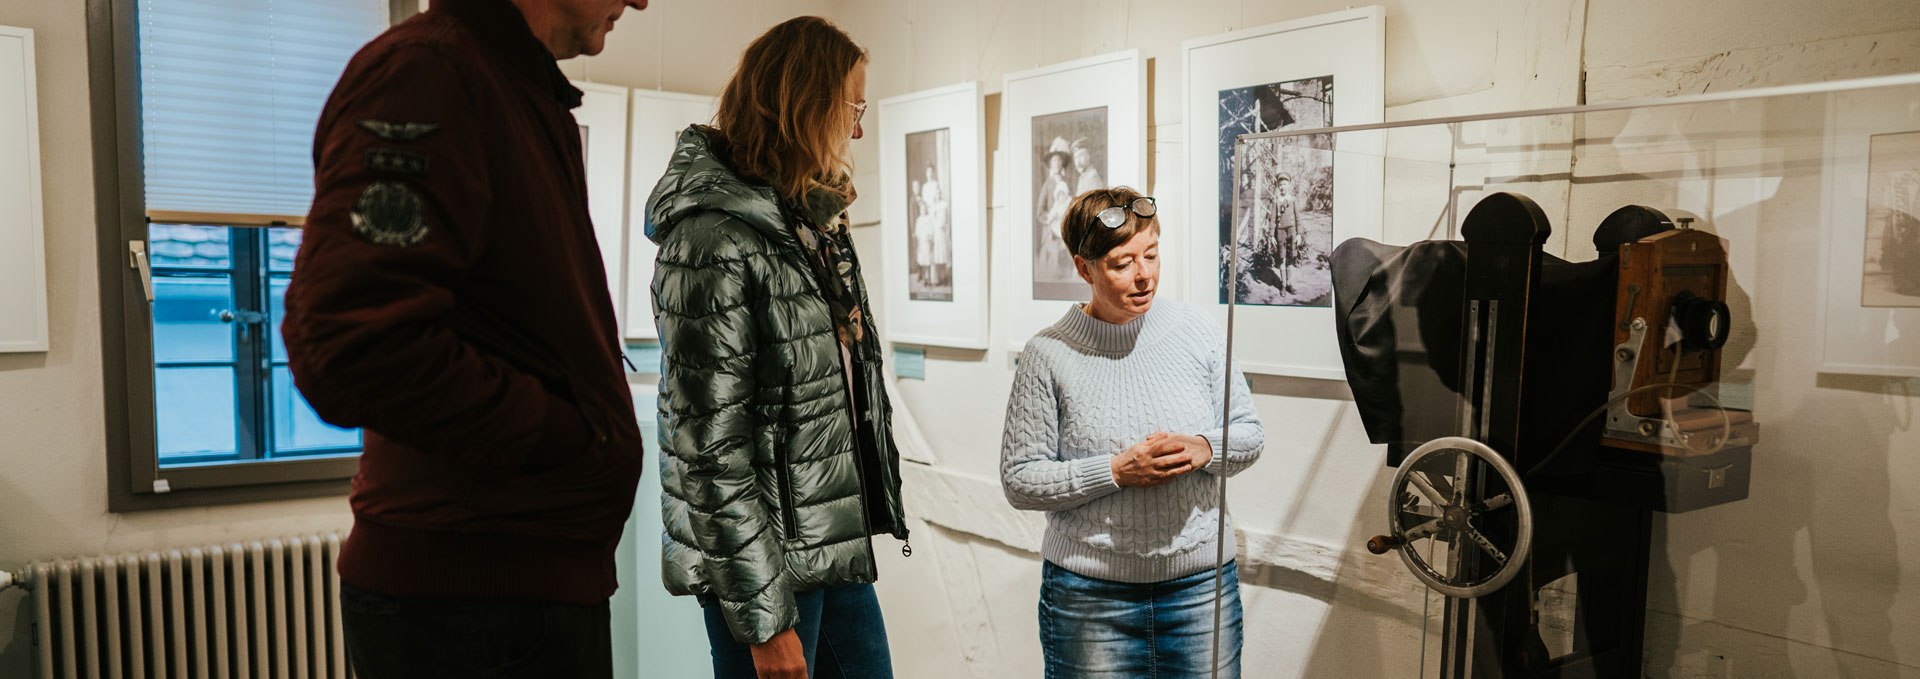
[1333, 195, 1758, 677]
[1587, 208, 1758, 511]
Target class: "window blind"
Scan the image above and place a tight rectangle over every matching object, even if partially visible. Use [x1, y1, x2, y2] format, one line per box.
[138, 0, 388, 223]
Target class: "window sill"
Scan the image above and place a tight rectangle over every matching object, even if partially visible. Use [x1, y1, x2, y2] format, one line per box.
[109, 476, 352, 513]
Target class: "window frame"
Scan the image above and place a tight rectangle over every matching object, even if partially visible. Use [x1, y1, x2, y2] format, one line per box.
[89, 0, 411, 511]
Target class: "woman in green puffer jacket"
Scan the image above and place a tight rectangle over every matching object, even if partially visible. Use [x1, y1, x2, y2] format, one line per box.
[645, 16, 908, 679]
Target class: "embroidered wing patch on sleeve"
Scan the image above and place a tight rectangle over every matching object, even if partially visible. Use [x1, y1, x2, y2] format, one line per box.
[351, 181, 430, 247]
[357, 120, 441, 142]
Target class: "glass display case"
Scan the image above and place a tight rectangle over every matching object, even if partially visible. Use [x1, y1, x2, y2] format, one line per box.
[1215, 73, 1920, 678]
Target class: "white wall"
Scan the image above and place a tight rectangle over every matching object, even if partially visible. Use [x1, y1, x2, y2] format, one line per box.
[1559, 88, 1920, 678]
[0, 1, 826, 676]
[554, 0, 835, 95]
[3, 0, 1918, 677]
[836, 1, 1920, 678]
[0, 2, 355, 676]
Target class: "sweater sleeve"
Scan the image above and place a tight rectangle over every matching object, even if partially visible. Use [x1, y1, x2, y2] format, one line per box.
[1000, 346, 1124, 511]
[1199, 338, 1266, 477]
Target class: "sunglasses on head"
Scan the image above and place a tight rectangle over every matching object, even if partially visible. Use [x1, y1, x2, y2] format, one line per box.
[1074, 196, 1157, 258]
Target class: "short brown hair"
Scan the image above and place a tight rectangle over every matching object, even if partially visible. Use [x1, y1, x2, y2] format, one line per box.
[713, 17, 867, 201]
[1062, 186, 1158, 259]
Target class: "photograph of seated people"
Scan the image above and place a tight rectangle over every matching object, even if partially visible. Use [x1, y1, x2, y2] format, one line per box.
[646, 16, 909, 679]
[281, 0, 650, 677]
[1001, 186, 1267, 678]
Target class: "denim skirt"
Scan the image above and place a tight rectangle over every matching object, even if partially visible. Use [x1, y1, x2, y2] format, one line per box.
[1038, 560, 1243, 678]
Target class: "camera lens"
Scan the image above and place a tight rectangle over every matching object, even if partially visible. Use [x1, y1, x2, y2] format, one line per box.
[1671, 292, 1731, 351]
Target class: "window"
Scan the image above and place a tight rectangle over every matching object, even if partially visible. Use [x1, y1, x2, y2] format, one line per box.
[92, 0, 404, 509]
[149, 225, 361, 464]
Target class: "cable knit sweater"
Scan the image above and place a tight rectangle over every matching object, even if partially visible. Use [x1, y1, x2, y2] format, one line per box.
[1000, 300, 1265, 583]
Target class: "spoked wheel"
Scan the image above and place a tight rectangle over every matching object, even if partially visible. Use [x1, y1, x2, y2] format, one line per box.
[1367, 436, 1533, 599]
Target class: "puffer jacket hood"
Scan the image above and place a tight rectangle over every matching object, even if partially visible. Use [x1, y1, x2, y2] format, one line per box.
[644, 124, 908, 648]
[646, 125, 789, 250]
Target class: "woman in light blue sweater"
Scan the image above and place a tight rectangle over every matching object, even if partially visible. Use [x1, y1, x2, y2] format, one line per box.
[1000, 186, 1266, 678]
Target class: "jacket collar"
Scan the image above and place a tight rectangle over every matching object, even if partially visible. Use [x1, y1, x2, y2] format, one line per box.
[433, 0, 583, 109]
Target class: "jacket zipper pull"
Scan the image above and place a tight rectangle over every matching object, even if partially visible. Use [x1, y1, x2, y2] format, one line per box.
[901, 539, 913, 558]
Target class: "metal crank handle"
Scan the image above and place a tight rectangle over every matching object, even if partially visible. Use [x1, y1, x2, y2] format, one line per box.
[1367, 535, 1405, 555]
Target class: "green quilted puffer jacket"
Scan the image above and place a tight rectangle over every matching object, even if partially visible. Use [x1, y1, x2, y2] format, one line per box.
[646, 125, 909, 645]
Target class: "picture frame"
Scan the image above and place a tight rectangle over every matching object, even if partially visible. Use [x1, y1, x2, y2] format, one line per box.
[879, 82, 988, 349]
[1183, 8, 1385, 380]
[0, 25, 48, 353]
[572, 82, 632, 334]
[1000, 49, 1147, 352]
[622, 89, 716, 341]
[1819, 84, 1920, 377]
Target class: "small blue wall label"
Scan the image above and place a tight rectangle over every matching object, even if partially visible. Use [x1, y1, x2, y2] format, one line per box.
[624, 342, 663, 375]
[894, 346, 927, 380]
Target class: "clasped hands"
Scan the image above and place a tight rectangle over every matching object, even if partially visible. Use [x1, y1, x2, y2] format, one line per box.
[1110, 432, 1214, 487]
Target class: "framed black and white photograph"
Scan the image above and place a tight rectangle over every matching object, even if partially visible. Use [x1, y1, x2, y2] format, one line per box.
[1219, 77, 1335, 307]
[1183, 8, 1384, 379]
[906, 128, 954, 302]
[1030, 107, 1109, 301]
[623, 89, 716, 341]
[1863, 131, 1920, 308]
[1002, 50, 1146, 351]
[881, 82, 988, 349]
[1821, 85, 1920, 376]
[572, 82, 630, 333]
[0, 25, 48, 353]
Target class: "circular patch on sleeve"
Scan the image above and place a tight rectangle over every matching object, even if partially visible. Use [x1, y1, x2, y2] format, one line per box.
[351, 181, 430, 247]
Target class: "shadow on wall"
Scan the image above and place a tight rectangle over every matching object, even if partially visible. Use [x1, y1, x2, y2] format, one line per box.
[0, 353, 49, 373]
[1223, 400, 1429, 679]
[1, 588, 28, 679]
[1800, 375, 1907, 675]
[1629, 113, 1905, 676]
[1234, 140, 1908, 677]
[1647, 372, 1903, 678]
[0, 451, 75, 679]
[1288, 457, 1427, 679]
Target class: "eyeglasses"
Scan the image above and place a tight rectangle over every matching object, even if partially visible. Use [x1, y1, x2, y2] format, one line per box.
[1074, 196, 1157, 258]
[848, 100, 868, 126]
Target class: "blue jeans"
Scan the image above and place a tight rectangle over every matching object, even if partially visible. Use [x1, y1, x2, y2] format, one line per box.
[1039, 560, 1243, 679]
[700, 582, 893, 678]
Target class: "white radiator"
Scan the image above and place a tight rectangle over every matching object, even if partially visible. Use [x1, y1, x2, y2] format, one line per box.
[19, 533, 352, 679]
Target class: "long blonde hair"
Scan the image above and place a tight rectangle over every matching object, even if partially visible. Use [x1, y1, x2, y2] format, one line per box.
[713, 16, 867, 202]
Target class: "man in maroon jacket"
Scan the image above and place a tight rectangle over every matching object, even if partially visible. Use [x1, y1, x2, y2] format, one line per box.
[282, 0, 647, 675]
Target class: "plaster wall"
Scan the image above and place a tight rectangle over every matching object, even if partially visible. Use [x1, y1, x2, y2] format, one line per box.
[2, 0, 1918, 677]
[0, 1, 831, 677]
[835, 1, 1920, 677]
[0, 2, 357, 676]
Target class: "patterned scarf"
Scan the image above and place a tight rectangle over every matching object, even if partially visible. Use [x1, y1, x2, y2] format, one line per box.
[787, 177, 871, 349]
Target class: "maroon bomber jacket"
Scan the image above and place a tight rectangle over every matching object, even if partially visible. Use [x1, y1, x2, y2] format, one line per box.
[282, 0, 643, 604]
